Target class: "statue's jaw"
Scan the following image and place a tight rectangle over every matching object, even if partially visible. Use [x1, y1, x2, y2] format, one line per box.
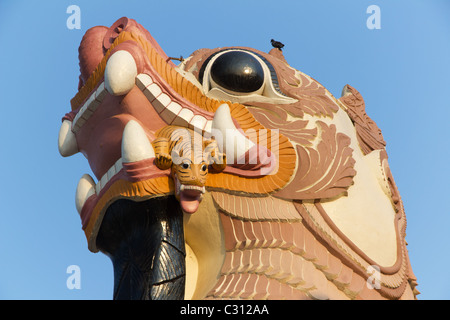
[174, 177, 206, 214]
[65, 64, 282, 253]
[58, 16, 419, 300]
[59, 17, 294, 299]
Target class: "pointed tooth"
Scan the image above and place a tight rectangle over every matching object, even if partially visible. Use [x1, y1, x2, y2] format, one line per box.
[211, 103, 255, 162]
[180, 184, 185, 192]
[202, 186, 206, 194]
[121, 120, 155, 163]
[58, 120, 79, 157]
[104, 50, 138, 96]
[75, 174, 96, 215]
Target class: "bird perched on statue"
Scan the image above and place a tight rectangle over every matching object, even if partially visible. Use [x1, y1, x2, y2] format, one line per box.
[271, 39, 284, 50]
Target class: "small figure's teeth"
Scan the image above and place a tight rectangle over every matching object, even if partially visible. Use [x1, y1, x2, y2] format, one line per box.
[211, 103, 255, 163]
[121, 120, 155, 163]
[202, 186, 206, 194]
[104, 50, 138, 96]
[175, 178, 181, 194]
[75, 174, 96, 215]
[180, 185, 204, 192]
[58, 120, 79, 157]
[179, 186, 203, 214]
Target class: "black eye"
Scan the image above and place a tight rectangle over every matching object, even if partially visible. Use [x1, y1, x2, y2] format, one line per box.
[210, 51, 264, 93]
[182, 162, 190, 169]
[201, 164, 207, 171]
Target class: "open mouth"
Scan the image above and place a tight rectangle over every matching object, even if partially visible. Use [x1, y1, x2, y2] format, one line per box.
[59, 16, 291, 255]
[58, 19, 296, 299]
[57, 17, 416, 302]
[57, 17, 296, 300]
[175, 178, 206, 214]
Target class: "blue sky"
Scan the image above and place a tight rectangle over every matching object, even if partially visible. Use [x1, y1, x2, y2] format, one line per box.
[0, 0, 448, 299]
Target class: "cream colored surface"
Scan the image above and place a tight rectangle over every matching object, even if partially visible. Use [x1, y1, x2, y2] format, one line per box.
[58, 120, 79, 157]
[211, 103, 255, 162]
[104, 50, 137, 96]
[75, 174, 96, 214]
[317, 107, 398, 267]
[183, 192, 225, 299]
[184, 244, 199, 300]
[121, 120, 155, 163]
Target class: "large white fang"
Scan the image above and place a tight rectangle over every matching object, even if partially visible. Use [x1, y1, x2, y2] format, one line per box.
[121, 120, 155, 163]
[211, 103, 255, 162]
[75, 174, 96, 215]
[58, 120, 79, 157]
[104, 50, 137, 96]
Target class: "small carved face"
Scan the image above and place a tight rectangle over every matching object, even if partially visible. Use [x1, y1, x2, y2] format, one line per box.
[174, 156, 208, 188]
[156, 134, 226, 214]
[172, 155, 208, 214]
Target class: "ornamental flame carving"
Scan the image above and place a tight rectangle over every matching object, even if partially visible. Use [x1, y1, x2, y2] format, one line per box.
[59, 17, 418, 300]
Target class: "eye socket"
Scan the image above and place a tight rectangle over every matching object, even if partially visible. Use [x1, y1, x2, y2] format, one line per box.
[181, 161, 190, 169]
[196, 48, 294, 103]
[201, 164, 207, 171]
[209, 51, 264, 93]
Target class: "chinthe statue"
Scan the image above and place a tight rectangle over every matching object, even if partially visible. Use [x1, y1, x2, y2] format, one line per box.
[58, 17, 418, 300]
